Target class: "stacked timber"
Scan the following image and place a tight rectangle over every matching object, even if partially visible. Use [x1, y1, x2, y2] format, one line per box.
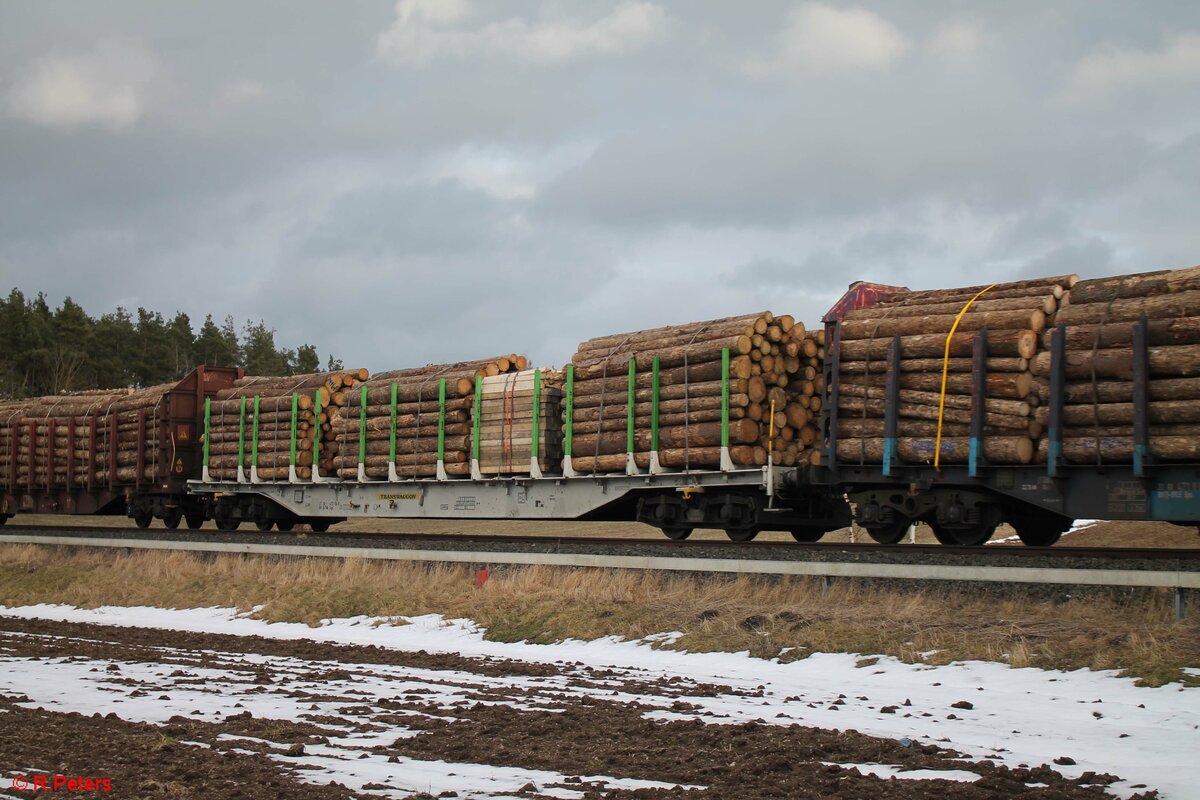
[478, 369, 563, 476]
[834, 275, 1079, 466]
[331, 355, 527, 480]
[1031, 264, 1200, 463]
[0, 385, 184, 488]
[205, 370, 369, 481]
[93, 383, 176, 483]
[566, 311, 819, 473]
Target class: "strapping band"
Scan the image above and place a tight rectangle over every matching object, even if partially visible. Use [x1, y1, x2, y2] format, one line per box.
[934, 284, 997, 470]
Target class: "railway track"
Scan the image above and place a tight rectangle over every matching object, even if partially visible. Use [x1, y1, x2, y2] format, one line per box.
[2, 523, 1200, 565]
[2, 524, 1199, 621]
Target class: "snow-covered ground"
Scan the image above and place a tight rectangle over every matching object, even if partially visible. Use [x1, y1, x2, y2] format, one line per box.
[1, 603, 1197, 798]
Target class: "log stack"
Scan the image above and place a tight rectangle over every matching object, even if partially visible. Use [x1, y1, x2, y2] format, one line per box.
[330, 355, 527, 480]
[0, 385, 184, 488]
[205, 369, 369, 481]
[833, 275, 1078, 466]
[1031, 264, 1200, 463]
[565, 311, 820, 473]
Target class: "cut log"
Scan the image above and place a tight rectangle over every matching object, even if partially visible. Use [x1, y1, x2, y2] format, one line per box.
[836, 436, 1034, 464]
[1066, 266, 1200, 305]
[1045, 377, 1200, 404]
[837, 396, 1032, 430]
[1056, 289, 1200, 327]
[571, 419, 759, 457]
[1031, 343, 1200, 379]
[1034, 400, 1200, 426]
[842, 294, 1058, 321]
[575, 312, 768, 354]
[836, 381, 1032, 416]
[1040, 317, 1200, 351]
[840, 308, 1046, 340]
[571, 394, 748, 423]
[839, 357, 1029, 375]
[1037, 436, 1200, 463]
[573, 338, 753, 377]
[839, 371, 1032, 400]
[837, 329, 1038, 360]
[873, 275, 1077, 305]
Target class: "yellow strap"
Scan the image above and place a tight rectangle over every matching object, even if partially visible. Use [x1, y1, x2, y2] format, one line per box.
[934, 284, 997, 469]
[768, 399, 776, 450]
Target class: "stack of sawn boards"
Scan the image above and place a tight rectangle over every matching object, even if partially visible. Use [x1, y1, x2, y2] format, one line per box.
[566, 311, 823, 473]
[478, 369, 564, 476]
[0, 384, 178, 487]
[834, 275, 1076, 465]
[1031, 264, 1200, 463]
[205, 369, 369, 481]
[330, 355, 528, 479]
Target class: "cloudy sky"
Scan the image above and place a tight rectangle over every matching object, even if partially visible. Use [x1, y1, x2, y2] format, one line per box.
[1, 1, 1198, 370]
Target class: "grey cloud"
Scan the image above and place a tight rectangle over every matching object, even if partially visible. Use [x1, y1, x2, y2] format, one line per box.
[2, 1, 1200, 371]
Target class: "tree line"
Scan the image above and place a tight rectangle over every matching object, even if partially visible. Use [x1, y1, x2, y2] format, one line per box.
[0, 288, 340, 398]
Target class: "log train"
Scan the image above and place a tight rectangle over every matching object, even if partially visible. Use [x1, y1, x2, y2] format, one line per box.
[3, 265, 1200, 546]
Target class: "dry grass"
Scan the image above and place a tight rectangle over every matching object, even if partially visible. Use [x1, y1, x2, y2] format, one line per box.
[1, 543, 1196, 686]
[10, 513, 1200, 548]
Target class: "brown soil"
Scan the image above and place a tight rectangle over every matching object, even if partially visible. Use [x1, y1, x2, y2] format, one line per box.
[0, 616, 1157, 800]
[0, 698, 373, 800]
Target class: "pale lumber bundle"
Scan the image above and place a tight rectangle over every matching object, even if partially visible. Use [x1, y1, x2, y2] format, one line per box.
[1038, 264, 1200, 463]
[477, 370, 563, 476]
[832, 274, 1070, 466]
[568, 310, 819, 471]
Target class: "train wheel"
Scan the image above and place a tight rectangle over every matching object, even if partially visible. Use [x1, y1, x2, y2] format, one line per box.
[309, 521, 331, 533]
[1013, 519, 1067, 547]
[134, 513, 153, 529]
[255, 520, 274, 532]
[864, 519, 910, 544]
[725, 527, 758, 542]
[790, 529, 825, 542]
[276, 521, 295, 532]
[185, 514, 205, 530]
[661, 526, 693, 540]
[162, 508, 183, 530]
[929, 521, 996, 546]
[215, 519, 240, 531]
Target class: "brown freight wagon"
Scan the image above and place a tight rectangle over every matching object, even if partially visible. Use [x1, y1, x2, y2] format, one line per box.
[0, 366, 242, 528]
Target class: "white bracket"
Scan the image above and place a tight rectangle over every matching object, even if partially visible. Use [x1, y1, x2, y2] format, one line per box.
[719, 446, 735, 472]
[202, 465, 212, 483]
[387, 462, 399, 482]
[470, 458, 482, 481]
[625, 452, 640, 476]
[562, 455, 578, 478]
[236, 465, 245, 484]
[312, 462, 335, 483]
[288, 464, 299, 483]
[250, 465, 262, 484]
[357, 463, 368, 483]
[436, 460, 448, 481]
[529, 457, 543, 479]
[648, 451, 664, 475]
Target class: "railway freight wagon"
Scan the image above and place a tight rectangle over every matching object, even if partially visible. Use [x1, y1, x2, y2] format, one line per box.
[813, 266, 1200, 546]
[188, 314, 850, 541]
[0, 367, 242, 527]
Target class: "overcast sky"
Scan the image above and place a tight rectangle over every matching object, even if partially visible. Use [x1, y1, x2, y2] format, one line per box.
[1, 1, 1198, 370]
